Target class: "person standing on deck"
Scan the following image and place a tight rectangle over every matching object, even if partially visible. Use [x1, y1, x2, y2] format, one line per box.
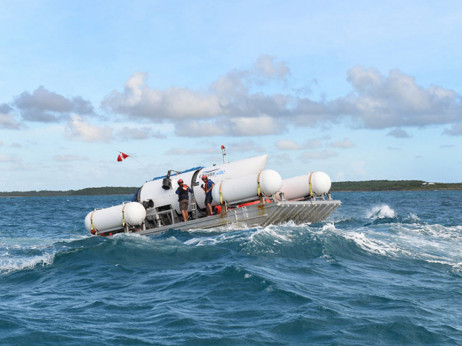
[201, 175, 215, 216]
[175, 179, 193, 222]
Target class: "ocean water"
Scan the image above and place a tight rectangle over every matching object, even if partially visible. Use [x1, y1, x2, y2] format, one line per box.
[0, 191, 461, 345]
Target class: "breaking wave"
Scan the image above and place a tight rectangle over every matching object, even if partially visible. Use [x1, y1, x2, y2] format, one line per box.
[366, 204, 396, 219]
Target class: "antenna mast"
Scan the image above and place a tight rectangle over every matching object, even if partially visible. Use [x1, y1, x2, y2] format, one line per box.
[221, 145, 227, 164]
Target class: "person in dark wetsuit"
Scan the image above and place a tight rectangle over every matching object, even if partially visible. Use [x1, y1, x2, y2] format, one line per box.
[175, 179, 193, 222]
[201, 175, 215, 216]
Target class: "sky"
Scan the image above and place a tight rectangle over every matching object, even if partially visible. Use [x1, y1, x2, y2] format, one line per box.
[1, 0, 462, 191]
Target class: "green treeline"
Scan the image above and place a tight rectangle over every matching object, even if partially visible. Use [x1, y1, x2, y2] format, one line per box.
[1, 180, 461, 197]
[0, 186, 138, 197]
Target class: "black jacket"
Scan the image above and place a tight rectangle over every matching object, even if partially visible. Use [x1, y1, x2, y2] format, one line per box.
[176, 184, 192, 201]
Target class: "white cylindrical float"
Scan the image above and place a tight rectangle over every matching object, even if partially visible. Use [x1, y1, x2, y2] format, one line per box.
[84, 202, 146, 233]
[275, 171, 332, 201]
[211, 169, 282, 204]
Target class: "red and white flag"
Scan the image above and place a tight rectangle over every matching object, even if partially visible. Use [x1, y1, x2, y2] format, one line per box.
[117, 152, 129, 162]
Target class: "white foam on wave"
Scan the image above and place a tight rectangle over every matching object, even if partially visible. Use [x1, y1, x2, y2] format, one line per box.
[0, 234, 92, 275]
[112, 232, 147, 240]
[389, 223, 462, 270]
[407, 213, 420, 222]
[418, 224, 462, 241]
[184, 230, 248, 246]
[453, 262, 462, 276]
[249, 225, 294, 243]
[185, 224, 298, 248]
[322, 223, 337, 232]
[111, 232, 168, 248]
[276, 220, 311, 229]
[327, 218, 462, 272]
[0, 251, 55, 274]
[183, 223, 254, 246]
[366, 204, 396, 219]
[393, 223, 462, 247]
[342, 231, 409, 257]
[320, 220, 414, 258]
[184, 235, 222, 246]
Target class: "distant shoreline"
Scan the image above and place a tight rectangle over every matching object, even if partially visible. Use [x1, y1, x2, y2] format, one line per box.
[1, 180, 461, 197]
[0, 187, 137, 197]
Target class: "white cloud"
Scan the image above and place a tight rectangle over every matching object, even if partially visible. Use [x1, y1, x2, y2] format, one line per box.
[65, 115, 113, 142]
[0, 104, 21, 129]
[15, 86, 93, 122]
[253, 55, 290, 82]
[292, 98, 338, 126]
[100, 59, 462, 137]
[103, 56, 293, 129]
[342, 66, 461, 128]
[103, 72, 223, 120]
[210, 55, 289, 96]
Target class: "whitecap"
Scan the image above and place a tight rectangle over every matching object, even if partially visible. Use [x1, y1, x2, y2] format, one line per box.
[322, 223, 337, 232]
[0, 252, 55, 274]
[184, 237, 219, 246]
[337, 220, 462, 269]
[185, 229, 248, 247]
[452, 262, 462, 276]
[407, 213, 420, 222]
[249, 225, 293, 243]
[366, 204, 396, 219]
[342, 231, 410, 257]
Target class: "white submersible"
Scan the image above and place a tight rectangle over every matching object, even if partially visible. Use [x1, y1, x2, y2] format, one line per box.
[84, 154, 341, 236]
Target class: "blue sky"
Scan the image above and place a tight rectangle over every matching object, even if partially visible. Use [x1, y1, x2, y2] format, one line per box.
[1, 0, 462, 191]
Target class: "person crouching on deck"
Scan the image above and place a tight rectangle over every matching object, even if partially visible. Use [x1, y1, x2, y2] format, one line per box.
[201, 175, 215, 216]
[176, 179, 193, 222]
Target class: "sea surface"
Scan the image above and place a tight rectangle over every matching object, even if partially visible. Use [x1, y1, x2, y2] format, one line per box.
[0, 191, 461, 345]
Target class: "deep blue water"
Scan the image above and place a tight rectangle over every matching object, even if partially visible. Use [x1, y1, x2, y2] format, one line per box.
[0, 191, 461, 345]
